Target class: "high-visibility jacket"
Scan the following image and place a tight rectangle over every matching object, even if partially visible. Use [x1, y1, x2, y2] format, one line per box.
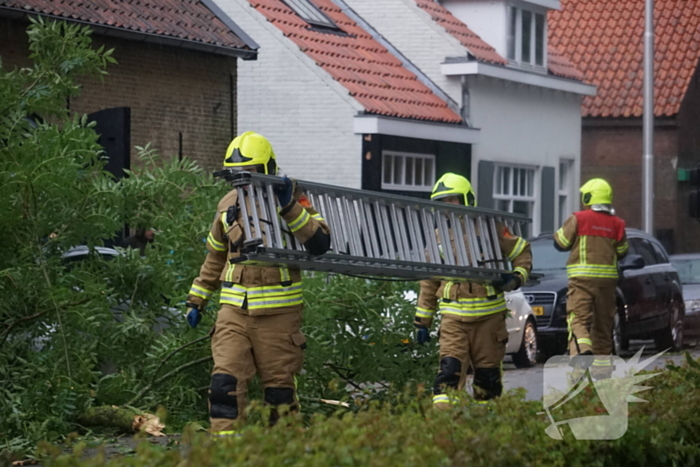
[187, 187, 330, 316]
[554, 209, 628, 279]
[416, 222, 532, 325]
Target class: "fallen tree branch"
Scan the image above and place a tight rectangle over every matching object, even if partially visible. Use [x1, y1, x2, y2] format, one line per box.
[325, 363, 363, 392]
[126, 356, 213, 407]
[148, 335, 211, 388]
[0, 297, 93, 347]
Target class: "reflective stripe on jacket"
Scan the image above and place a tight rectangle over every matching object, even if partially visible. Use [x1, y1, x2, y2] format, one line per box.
[554, 210, 628, 280]
[187, 187, 330, 316]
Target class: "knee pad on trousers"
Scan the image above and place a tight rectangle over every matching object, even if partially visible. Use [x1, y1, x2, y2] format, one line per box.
[433, 357, 461, 394]
[209, 373, 238, 419]
[473, 367, 502, 400]
[264, 387, 296, 406]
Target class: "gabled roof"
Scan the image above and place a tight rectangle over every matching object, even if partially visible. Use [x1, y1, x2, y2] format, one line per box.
[0, 0, 258, 59]
[550, 0, 700, 117]
[249, 0, 463, 124]
[412, 0, 584, 81]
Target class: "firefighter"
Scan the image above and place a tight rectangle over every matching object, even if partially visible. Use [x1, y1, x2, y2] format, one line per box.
[554, 178, 628, 379]
[184, 131, 331, 435]
[414, 173, 533, 409]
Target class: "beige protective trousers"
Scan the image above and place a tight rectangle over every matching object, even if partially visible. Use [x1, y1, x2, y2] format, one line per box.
[433, 312, 509, 408]
[567, 277, 617, 377]
[209, 305, 306, 434]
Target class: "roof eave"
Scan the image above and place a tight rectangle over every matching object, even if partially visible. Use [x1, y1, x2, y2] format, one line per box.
[441, 59, 596, 96]
[0, 6, 258, 60]
[353, 114, 480, 144]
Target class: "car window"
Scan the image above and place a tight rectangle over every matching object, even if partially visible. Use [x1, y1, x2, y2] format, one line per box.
[630, 238, 657, 266]
[672, 259, 700, 284]
[650, 241, 669, 264]
[528, 237, 569, 271]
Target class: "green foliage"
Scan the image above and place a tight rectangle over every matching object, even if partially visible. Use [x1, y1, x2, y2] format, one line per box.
[33, 356, 700, 466]
[0, 18, 434, 456]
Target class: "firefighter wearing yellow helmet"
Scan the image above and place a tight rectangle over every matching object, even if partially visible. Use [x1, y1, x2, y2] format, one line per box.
[554, 178, 628, 379]
[415, 173, 532, 408]
[185, 131, 331, 434]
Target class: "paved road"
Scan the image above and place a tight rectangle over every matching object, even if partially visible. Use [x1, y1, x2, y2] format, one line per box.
[502, 340, 700, 401]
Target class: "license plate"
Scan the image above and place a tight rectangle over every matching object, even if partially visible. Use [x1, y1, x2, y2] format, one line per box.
[532, 306, 544, 316]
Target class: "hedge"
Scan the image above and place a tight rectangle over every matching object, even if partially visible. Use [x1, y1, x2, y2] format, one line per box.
[35, 353, 700, 467]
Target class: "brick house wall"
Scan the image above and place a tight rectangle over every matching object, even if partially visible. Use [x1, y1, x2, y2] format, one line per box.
[1, 17, 237, 173]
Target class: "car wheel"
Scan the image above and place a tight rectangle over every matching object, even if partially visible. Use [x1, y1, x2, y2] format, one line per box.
[512, 319, 537, 368]
[613, 310, 629, 356]
[654, 300, 684, 352]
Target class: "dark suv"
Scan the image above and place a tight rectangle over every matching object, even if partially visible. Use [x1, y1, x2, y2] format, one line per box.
[523, 229, 685, 357]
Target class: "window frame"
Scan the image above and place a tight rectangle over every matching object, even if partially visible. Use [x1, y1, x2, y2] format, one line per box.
[507, 3, 548, 71]
[650, 239, 670, 264]
[558, 159, 574, 225]
[381, 150, 436, 192]
[630, 237, 658, 267]
[492, 163, 540, 236]
[283, 0, 339, 30]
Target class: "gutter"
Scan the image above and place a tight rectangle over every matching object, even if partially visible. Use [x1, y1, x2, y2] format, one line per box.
[0, 6, 258, 60]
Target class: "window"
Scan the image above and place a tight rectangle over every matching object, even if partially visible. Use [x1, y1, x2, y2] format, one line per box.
[493, 165, 537, 236]
[381, 151, 435, 192]
[630, 238, 657, 266]
[650, 241, 670, 264]
[507, 5, 546, 68]
[283, 0, 338, 29]
[558, 160, 573, 224]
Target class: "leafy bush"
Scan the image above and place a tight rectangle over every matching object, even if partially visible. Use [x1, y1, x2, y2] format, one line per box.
[34, 355, 700, 466]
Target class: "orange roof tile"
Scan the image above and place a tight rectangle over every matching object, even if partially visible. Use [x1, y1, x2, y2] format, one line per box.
[249, 0, 462, 123]
[0, 0, 254, 53]
[550, 0, 700, 117]
[411, 0, 584, 81]
[412, 0, 506, 65]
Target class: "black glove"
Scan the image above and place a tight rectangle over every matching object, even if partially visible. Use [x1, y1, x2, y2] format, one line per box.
[415, 327, 431, 345]
[496, 273, 522, 292]
[275, 177, 295, 208]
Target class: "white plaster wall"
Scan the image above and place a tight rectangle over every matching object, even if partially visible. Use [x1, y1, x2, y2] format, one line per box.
[468, 75, 582, 233]
[214, 0, 364, 188]
[442, 0, 508, 59]
[342, 0, 465, 104]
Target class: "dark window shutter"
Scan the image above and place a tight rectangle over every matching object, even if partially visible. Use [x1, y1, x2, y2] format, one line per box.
[541, 166, 555, 233]
[478, 160, 495, 209]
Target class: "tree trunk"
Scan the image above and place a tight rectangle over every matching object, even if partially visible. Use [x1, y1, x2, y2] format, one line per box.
[77, 406, 142, 432]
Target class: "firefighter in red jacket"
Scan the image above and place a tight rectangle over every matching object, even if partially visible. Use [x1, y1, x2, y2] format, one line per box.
[414, 173, 532, 408]
[554, 178, 628, 379]
[185, 132, 331, 435]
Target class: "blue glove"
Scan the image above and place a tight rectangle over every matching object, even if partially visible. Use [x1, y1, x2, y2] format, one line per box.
[186, 308, 201, 328]
[496, 273, 522, 292]
[415, 327, 431, 345]
[275, 177, 294, 208]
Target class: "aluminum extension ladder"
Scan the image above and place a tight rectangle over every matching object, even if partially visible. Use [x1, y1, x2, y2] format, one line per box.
[213, 169, 532, 283]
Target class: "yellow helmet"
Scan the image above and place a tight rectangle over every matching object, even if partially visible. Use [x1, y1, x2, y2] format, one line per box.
[431, 173, 476, 207]
[580, 178, 613, 205]
[223, 131, 278, 175]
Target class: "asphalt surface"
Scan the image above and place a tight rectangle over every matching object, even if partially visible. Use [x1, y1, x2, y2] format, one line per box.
[502, 340, 700, 401]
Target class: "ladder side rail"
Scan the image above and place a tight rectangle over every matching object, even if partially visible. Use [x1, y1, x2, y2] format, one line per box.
[449, 211, 470, 268]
